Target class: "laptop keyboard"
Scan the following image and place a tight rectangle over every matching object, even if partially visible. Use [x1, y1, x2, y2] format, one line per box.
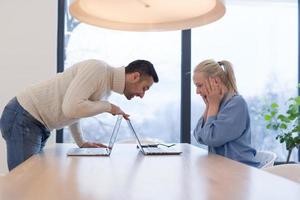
[143, 147, 173, 154]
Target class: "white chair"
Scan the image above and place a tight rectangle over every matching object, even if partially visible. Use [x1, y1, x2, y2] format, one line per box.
[263, 164, 300, 184]
[255, 150, 277, 168]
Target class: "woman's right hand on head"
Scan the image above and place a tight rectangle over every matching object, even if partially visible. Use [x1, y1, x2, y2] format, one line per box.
[110, 104, 130, 120]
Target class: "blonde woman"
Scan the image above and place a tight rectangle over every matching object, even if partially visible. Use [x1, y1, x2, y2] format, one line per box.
[193, 59, 261, 168]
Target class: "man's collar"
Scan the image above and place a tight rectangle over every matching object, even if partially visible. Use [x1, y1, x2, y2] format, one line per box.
[111, 67, 125, 94]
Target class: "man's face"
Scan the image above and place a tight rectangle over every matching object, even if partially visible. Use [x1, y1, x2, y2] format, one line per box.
[124, 73, 154, 100]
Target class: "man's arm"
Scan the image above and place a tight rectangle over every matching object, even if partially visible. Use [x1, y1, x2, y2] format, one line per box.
[69, 121, 86, 147]
[62, 62, 112, 118]
[69, 121, 108, 148]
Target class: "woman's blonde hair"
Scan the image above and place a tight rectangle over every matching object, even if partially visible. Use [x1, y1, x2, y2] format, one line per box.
[194, 59, 238, 93]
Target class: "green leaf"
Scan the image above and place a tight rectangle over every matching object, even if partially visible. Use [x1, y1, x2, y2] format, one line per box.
[280, 123, 287, 129]
[264, 115, 271, 121]
[290, 104, 298, 112]
[277, 114, 285, 121]
[278, 115, 290, 123]
[271, 103, 279, 108]
[292, 126, 300, 132]
[288, 114, 296, 121]
[295, 96, 300, 105]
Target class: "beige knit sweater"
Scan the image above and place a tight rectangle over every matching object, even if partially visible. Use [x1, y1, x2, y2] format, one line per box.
[17, 59, 125, 146]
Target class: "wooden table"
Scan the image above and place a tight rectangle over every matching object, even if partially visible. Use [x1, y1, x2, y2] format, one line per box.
[0, 144, 300, 200]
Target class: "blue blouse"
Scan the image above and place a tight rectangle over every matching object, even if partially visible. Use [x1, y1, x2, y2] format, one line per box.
[193, 93, 261, 168]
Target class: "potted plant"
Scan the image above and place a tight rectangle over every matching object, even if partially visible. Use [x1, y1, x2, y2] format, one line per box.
[264, 93, 300, 163]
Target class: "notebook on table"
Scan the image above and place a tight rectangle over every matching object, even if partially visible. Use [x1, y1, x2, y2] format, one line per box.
[126, 119, 182, 155]
[67, 115, 122, 156]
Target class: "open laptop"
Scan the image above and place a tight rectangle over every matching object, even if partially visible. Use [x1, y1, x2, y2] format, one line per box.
[126, 119, 182, 155]
[67, 115, 122, 156]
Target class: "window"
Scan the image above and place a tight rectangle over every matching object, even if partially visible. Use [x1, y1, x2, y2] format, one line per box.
[62, 0, 299, 162]
[191, 0, 298, 161]
[63, 20, 181, 143]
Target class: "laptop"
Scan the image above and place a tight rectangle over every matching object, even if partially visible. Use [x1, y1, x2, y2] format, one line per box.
[67, 115, 122, 156]
[126, 119, 182, 155]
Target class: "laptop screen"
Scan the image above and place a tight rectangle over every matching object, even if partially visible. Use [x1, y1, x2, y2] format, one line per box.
[108, 115, 122, 150]
[126, 119, 145, 153]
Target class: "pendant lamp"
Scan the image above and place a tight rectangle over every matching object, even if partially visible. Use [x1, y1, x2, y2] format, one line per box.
[69, 0, 226, 31]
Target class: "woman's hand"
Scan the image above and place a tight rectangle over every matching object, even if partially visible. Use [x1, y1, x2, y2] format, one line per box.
[201, 95, 209, 107]
[204, 77, 225, 117]
[205, 77, 225, 107]
[201, 95, 209, 121]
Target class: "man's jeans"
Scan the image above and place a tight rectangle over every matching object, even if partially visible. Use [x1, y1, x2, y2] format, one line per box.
[0, 97, 50, 171]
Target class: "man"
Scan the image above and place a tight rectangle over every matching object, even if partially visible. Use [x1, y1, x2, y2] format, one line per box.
[0, 59, 159, 171]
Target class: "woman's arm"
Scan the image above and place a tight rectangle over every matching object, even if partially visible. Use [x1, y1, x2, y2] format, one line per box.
[196, 97, 248, 147]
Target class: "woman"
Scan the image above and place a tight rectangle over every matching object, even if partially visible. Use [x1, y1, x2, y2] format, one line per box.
[193, 59, 261, 168]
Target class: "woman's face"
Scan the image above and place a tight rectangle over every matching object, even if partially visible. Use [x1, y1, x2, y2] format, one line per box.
[193, 72, 207, 97]
[193, 72, 227, 97]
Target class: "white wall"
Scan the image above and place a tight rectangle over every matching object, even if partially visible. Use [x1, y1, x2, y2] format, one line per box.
[0, 0, 57, 173]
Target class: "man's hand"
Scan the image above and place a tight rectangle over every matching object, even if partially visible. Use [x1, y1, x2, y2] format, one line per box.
[80, 142, 108, 148]
[110, 103, 130, 120]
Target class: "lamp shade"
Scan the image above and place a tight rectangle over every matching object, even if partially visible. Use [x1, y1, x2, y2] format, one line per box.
[69, 0, 225, 31]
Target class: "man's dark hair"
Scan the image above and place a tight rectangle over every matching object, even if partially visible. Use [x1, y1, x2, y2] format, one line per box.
[125, 60, 159, 83]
